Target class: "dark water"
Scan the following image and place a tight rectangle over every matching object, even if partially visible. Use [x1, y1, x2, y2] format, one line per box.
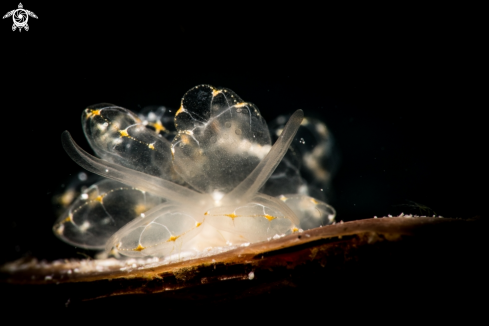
[1, 4, 483, 265]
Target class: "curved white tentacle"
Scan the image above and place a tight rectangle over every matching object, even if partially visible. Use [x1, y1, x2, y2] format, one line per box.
[62, 131, 211, 206]
[222, 110, 304, 205]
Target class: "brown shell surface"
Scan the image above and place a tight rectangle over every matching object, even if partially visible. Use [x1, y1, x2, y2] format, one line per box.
[1, 216, 485, 309]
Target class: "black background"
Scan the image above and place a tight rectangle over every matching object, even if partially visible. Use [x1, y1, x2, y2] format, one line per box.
[0, 3, 483, 265]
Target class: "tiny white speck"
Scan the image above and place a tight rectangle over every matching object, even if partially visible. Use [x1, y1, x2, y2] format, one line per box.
[248, 271, 255, 280]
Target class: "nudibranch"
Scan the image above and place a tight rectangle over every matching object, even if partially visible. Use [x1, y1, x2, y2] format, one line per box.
[53, 85, 336, 259]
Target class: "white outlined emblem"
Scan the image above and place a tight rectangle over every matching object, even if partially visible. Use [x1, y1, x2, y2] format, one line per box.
[3, 3, 37, 32]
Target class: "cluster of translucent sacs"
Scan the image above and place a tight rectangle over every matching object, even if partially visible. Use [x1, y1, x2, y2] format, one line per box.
[53, 85, 337, 258]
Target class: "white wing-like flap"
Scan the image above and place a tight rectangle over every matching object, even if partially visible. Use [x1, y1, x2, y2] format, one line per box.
[26, 10, 38, 18]
[61, 131, 210, 206]
[3, 10, 14, 18]
[172, 85, 272, 194]
[223, 109, 304, 205]
[53, 179, 165, 249]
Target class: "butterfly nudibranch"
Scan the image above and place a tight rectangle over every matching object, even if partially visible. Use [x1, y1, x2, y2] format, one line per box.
[54, 85, 336, 259]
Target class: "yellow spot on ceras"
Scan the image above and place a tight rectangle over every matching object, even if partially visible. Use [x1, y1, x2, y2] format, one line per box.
[109, 247, 120, 258]
[235, 102, 247, 108]
[148, 143, 155, 150]
[292, 227, 299, 233]
[212, 89, 222, 97]
[133, 243, 146, 252]
[62, 214, 73, 223]
[204, 211, 210, 216]
[179, 132, 193, 145]
[95, 195, 104, 203]
[85, 109, 101, 119]
[195, 222, 202, 227]
[279, 195, 287, 202]
[150, 121, 166, 134]
[119, 129, 129, 137]
[175, 106, 184, 116]
[167, 235, 179, 242]
[225, 213, 239, 220]
[134, 204, 147, 216]
[264, 214, 276, 221]
[310, 198, 318, 204]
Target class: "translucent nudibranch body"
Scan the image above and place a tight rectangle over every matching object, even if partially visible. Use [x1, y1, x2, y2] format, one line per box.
[54, 85, 336, 258]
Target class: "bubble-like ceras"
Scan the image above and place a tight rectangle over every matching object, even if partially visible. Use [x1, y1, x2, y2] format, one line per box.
[54, 85, 336, 258]
[172, 85, 271, 196]
[265, 115, 339, 202]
